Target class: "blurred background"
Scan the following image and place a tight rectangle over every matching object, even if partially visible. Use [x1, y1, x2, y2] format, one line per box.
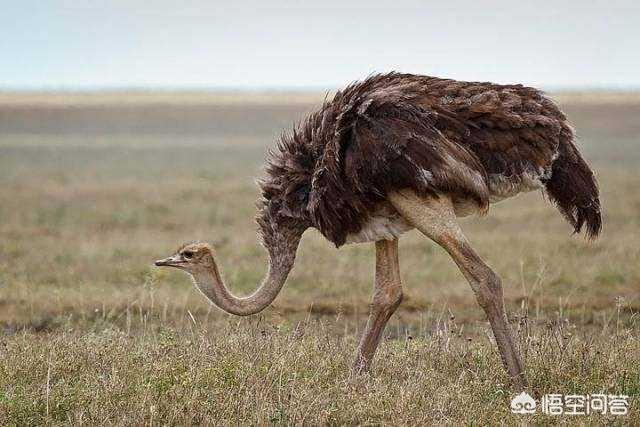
[1, 0, 639, 330]
[2, 0, 640, 327]
[1, 1, 639, 424]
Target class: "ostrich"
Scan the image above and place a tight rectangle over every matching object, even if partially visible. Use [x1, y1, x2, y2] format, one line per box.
[155, 73, 601, 390]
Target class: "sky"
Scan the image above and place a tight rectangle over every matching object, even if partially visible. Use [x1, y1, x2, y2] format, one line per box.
[1, 0, 639, 90]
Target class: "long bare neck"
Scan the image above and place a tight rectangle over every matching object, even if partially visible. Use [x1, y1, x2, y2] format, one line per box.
[191, 227, 303, 316]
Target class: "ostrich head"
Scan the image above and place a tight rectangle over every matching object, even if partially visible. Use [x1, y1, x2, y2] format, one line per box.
[152, 224, 303, 316]
[154, 242, 214, 274]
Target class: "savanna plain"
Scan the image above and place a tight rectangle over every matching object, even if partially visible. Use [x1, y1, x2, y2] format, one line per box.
[0, 91, 638, 425]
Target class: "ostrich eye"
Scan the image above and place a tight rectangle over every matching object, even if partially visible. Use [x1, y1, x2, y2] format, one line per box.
[182, 251, 194, 259]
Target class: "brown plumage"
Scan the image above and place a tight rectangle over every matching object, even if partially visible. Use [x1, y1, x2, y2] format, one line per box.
[259, 72, 601, 247]
[157, 72, 602, 387]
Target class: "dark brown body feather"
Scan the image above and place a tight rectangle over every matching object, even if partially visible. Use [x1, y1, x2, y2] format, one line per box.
[258, 73, 601, 248]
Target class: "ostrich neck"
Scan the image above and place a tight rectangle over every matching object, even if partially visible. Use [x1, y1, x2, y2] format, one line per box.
[191, 227, 303, 316]
[191, 257, 292, 316]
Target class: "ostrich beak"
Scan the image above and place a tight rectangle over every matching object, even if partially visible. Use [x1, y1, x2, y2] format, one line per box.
[154, 255, 183, 267]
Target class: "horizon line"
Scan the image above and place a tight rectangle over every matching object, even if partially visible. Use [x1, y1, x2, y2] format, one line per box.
[2, 83, 640, 94]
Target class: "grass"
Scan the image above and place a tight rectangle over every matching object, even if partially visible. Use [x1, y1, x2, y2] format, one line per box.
[0, 91, 638, 424]
[1, 314, 638, 424]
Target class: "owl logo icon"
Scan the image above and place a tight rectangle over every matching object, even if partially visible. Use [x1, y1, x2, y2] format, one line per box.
[511, 392, 536, 414]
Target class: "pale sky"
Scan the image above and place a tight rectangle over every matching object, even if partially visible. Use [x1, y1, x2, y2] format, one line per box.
[1, 0, 639, 90]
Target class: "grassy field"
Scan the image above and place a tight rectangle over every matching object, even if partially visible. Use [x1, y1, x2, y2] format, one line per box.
[0, 91, 638, 424]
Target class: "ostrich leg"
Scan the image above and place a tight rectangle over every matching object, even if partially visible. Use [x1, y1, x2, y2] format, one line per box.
[352, 238, 403, 374]
[389, 190, 527, 390]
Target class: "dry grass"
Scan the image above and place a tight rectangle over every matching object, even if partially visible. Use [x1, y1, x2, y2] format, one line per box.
[1, 314, 638, 424]
[0, 90, 327, 107]
[0, 92, 638, 424]
[2, 89, 640, 107]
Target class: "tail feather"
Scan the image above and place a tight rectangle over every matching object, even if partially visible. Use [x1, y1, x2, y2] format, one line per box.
[544, 131, 602, 239]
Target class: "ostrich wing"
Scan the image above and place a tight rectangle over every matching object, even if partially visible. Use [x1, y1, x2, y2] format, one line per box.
[431, 88, 566, 198]
[308, 95, 490, 246]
